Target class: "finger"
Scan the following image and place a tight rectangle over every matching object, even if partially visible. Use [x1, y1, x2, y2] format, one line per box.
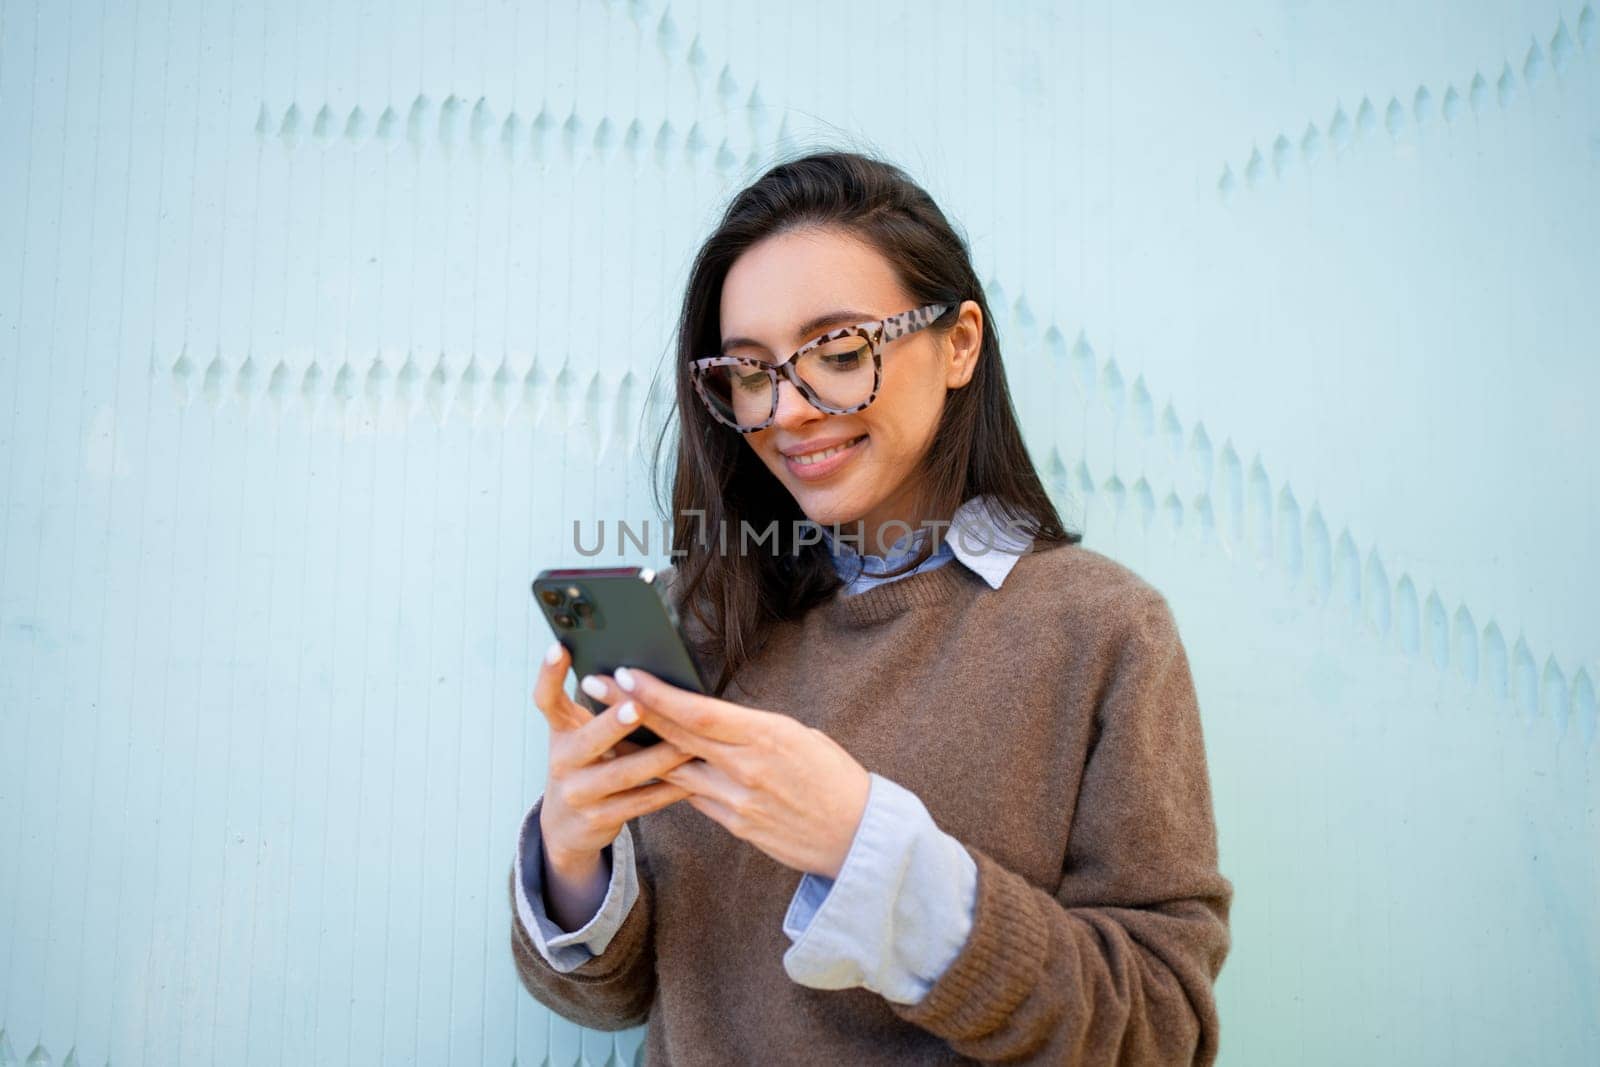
[612, 667, 764, 745]
[591, 779, 694, 825]
[534, 641, 590, 732]
[577, 672, 625, 711]
[683, 791, 740, 833]
[570, 742, 700, 807]
[572, 698, 659, 766]
[661, 757, 742, 809]
[628, 698, 742, 764]
[598, 737, 648, 763]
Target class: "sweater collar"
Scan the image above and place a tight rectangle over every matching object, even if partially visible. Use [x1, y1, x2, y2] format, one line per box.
[820, 553, 978, 628]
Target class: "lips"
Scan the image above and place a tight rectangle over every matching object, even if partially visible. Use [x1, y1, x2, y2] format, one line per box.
[787, 435, 866, 465]
[779, 434, 866, 459]
[781, 433, 868, 480]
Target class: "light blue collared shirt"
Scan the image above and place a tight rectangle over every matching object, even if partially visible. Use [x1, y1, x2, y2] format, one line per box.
[817, 493, 1034, 596]
[512, 495, 1031, 1004]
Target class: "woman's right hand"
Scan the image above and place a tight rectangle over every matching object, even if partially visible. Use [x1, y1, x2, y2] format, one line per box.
[533, 641, 699, 872]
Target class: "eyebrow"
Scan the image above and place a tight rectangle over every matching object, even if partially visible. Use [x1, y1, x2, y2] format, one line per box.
[720, 308, 877, 356]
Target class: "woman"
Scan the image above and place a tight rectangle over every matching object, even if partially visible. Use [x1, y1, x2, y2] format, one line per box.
[509, 151, 1234, 1065]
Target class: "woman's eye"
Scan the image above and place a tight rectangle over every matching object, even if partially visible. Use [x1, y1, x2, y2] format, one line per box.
[734, 372, 769, 391]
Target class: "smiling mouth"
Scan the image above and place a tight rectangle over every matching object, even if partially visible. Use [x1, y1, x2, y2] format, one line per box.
[789, 434, 866, 466]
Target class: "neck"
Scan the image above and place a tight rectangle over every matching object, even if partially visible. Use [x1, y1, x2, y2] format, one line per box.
[844, 487, 954, 558]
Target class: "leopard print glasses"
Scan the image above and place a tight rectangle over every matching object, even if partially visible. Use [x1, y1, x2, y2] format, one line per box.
[689, 303, 958, 433]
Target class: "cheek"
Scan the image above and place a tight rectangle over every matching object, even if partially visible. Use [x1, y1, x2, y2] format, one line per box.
[747, 433, 784, 471]
[879, 353, 947, 419]
[856, 406, 930, 472]
[866, 378, 943, 451]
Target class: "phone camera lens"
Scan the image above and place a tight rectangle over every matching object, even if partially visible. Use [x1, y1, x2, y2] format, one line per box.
[553, 611, 575, 628]
[571, 599, 594, 618]
[539, 588, 563, 608]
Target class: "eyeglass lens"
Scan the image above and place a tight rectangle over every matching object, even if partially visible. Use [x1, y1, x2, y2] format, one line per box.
[699, 334, 874, 429]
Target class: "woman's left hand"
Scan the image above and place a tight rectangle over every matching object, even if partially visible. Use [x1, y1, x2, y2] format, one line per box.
[610, 666, 870, 880]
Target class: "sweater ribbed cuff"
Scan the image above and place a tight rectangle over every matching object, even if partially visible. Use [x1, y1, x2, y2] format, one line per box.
[887, 844, 1051, 1039]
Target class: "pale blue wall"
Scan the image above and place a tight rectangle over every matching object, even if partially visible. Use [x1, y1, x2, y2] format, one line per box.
[1, 1, 1595, 1064]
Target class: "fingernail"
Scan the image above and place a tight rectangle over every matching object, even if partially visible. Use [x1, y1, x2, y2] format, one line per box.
[580, 675, 607, 699]
[614, 666, 636, 691]
[617, 701, 638, 724]
[600, 748, 616, 760]
[544, 642, 562, 665]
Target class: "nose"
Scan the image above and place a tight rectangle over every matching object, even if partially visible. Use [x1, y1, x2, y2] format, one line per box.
[771, 376, 821, 430]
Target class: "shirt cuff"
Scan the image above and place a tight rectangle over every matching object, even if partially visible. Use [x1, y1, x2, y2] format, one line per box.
[781, 772, 979, 1004]
[512, 794, 639, 972]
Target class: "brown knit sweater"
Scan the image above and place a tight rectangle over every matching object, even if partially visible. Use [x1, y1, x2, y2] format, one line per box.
[508, 542, 1234, 1064]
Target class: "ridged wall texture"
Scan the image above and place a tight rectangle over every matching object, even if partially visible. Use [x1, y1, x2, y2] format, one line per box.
[1, 1, 1595, 1064]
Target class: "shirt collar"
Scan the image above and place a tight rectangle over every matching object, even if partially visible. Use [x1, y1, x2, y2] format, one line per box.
[815, 494, 1033, 590]
[945, 494, 1034, 589]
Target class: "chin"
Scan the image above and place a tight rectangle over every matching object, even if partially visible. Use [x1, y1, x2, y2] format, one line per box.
[789, 485, 868, 529]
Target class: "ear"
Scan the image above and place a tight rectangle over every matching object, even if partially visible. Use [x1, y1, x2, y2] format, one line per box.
[944, 300, 983, 389]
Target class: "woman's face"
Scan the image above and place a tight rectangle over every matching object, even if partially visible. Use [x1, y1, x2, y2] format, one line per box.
[717, 226, 982, 546]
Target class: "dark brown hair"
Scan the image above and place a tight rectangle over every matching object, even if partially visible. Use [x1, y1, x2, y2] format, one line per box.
[648, 149, 1081, 695]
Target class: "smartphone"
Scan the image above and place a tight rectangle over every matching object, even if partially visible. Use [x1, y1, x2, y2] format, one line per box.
[531, 565, 707, 748]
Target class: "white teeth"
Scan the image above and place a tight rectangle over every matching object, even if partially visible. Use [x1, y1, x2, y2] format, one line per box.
[792, 436, 862, 465]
